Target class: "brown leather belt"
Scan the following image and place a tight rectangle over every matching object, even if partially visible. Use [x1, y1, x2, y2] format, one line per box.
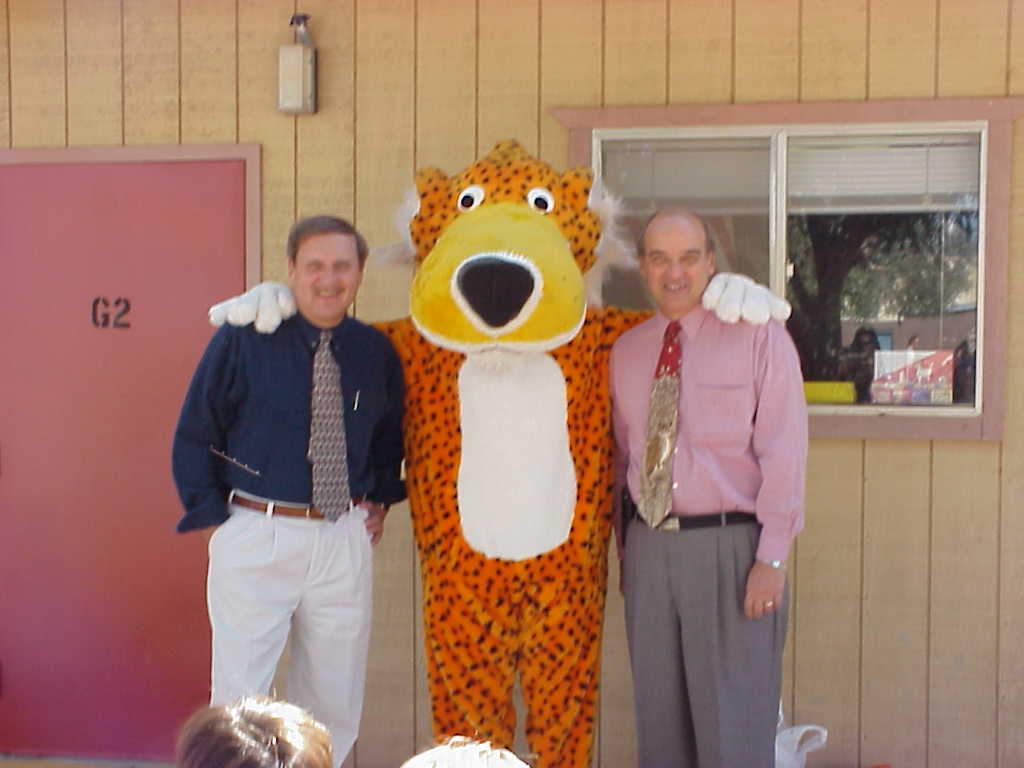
[228, 492, 368, 520]
[229, 493, 325, 520]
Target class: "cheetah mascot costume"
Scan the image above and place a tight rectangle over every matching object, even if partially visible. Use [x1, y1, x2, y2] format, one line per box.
[211, 141, 788, 766]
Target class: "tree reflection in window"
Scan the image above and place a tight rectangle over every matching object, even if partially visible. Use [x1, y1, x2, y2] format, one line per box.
[786, 210, 978, 406]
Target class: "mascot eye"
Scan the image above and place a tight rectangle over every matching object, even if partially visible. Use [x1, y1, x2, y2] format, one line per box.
[526, 187, 554, 214]
[457, 185, 486, 212]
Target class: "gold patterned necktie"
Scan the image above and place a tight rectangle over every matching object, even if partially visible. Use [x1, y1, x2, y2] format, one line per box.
[308, 329, 350, 521]
[638, 320, 682, 529]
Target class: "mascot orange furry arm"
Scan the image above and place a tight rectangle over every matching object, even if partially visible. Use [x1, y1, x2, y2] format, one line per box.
[210, 141, 789, 767]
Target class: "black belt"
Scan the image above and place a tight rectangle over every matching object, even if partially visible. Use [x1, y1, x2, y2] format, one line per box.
[669, 511, 757, 529]
[622, 489, 756, 531]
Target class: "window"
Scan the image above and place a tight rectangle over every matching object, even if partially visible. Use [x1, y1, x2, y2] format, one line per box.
[553, 98, 1016, 439]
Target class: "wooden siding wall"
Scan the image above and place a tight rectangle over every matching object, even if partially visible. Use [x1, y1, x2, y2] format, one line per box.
[3, 1, 1023, 766]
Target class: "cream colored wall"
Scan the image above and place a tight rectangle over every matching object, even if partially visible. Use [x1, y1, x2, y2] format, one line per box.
[3, 1, 1023, 766]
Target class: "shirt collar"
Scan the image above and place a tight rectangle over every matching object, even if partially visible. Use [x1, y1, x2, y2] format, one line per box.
[294, 313, 350, 348]
[652, 305, 710, 341]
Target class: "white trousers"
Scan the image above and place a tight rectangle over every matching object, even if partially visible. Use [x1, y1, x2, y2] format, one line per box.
[207, 503, 373, 765]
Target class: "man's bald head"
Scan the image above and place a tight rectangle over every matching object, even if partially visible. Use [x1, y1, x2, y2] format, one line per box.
[636, 208, 717, 320]
[639, 209, 715, 259]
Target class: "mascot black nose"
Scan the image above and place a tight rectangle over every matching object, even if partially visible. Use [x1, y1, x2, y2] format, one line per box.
[456, 257, 535, 329]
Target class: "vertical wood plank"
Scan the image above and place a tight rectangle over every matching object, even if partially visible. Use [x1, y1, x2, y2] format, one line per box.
[181, 0, 237, 144]
[0, 0, 11, 148]
[8, 0, 65, 148]
[1009, 0, 1024, 95]
[354, 0, 415, 293]
[860, 440, 930, 768]
[868, 0, 937, 99]
[1000, 452, 1024, 768]
[929, 442, 999, 768]
[66, 0, 122, 146]
[800, 0, 867, 101]
[412, 2, 477, 750]
[478, 0, 539, 155]
[781, 555, 795, 728]
[416, 0, 476, 171]
[604, 0, 667, 106]
[668, 0, 732, 104]
[599, 556, 636, 767]
[782, 506, 799, 722]
[295, 0, 356, 220]
[412, 551, 432, 753]
[238, 0, 294, 284]
[793, 439, 863, 766]
[539, 0, 601, 166]
[354, 3, 416, 766]
[937, 0, 1009, 97]
[123, 0, 179, 144]
[734, 0, 799, 103]
[998, 120, 1024, 768]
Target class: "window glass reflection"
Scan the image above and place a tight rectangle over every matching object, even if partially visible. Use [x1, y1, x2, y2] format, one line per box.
[786, 134, 980, 407]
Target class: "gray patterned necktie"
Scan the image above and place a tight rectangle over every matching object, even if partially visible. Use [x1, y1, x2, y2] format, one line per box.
[308, 329, 350, 521]
[638, 320, 682, 529]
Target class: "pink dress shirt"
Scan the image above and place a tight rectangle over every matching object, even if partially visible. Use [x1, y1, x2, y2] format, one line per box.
[610, 306, 807, 562]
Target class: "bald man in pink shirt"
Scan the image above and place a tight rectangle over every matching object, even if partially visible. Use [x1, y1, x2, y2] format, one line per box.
[610, 210, 807, 768]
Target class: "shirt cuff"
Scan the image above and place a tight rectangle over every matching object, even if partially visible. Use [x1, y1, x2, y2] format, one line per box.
[176, 496, 229, 533]
[755, 526, 793, 564]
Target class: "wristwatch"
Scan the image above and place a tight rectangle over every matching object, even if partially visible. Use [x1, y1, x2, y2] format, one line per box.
[758, 558, 786, 570]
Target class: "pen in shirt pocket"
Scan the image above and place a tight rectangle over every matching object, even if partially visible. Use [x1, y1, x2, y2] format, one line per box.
[353, 390, 361, 411]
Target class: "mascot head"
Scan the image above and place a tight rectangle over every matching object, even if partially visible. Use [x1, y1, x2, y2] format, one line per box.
[406, 140, 617, 354]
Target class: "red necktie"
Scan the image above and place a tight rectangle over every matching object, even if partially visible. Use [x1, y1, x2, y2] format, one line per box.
[638, 321, 681, 529]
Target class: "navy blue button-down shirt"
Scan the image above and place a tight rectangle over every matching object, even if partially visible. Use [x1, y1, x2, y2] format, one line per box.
[172, 313, 405, 532]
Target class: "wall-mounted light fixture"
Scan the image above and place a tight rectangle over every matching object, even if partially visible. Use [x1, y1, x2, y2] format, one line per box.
[278, 13, 317, 114]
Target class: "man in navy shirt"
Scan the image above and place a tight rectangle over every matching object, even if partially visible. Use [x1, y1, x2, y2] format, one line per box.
[172, 216, 405, 764]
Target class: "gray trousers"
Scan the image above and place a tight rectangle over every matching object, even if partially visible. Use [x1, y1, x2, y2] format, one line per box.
[623, 518, 787, 768]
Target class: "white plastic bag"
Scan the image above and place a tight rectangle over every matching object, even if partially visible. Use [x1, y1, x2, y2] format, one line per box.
[775, 704, 828, 768]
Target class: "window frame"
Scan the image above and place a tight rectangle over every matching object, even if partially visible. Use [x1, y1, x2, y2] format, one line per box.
[552, 98, 1019, 441]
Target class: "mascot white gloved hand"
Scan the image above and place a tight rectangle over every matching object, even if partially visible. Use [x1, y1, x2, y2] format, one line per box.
[703, 272, 790, 324]
[208, 281, 296, 333]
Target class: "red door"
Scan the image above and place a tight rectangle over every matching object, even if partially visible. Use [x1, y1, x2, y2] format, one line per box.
[0, 157, 249, 759]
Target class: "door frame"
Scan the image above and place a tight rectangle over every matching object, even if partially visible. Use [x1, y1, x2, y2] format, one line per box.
[0, 143, 262, 287]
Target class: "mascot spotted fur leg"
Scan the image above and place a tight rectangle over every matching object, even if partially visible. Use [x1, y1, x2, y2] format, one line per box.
[211, 141, 789, 767]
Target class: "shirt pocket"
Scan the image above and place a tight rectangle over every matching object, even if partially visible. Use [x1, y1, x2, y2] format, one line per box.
[687, 382, 754, 446]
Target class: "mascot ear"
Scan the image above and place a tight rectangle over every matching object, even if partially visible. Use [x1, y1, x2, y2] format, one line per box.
[552, 167, 603, 276]
[415, 166, 449, 197]
[584, 180, 633, 306]
[410, 167, 452, 263]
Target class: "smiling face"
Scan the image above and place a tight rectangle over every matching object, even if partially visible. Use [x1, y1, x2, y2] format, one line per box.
[639, 212, 716, 321]
[287, 232, 364, 329]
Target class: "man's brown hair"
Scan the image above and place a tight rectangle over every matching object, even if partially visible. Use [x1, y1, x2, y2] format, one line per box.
[175, 697, 333, 768]
[287, 215, 369, 267]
